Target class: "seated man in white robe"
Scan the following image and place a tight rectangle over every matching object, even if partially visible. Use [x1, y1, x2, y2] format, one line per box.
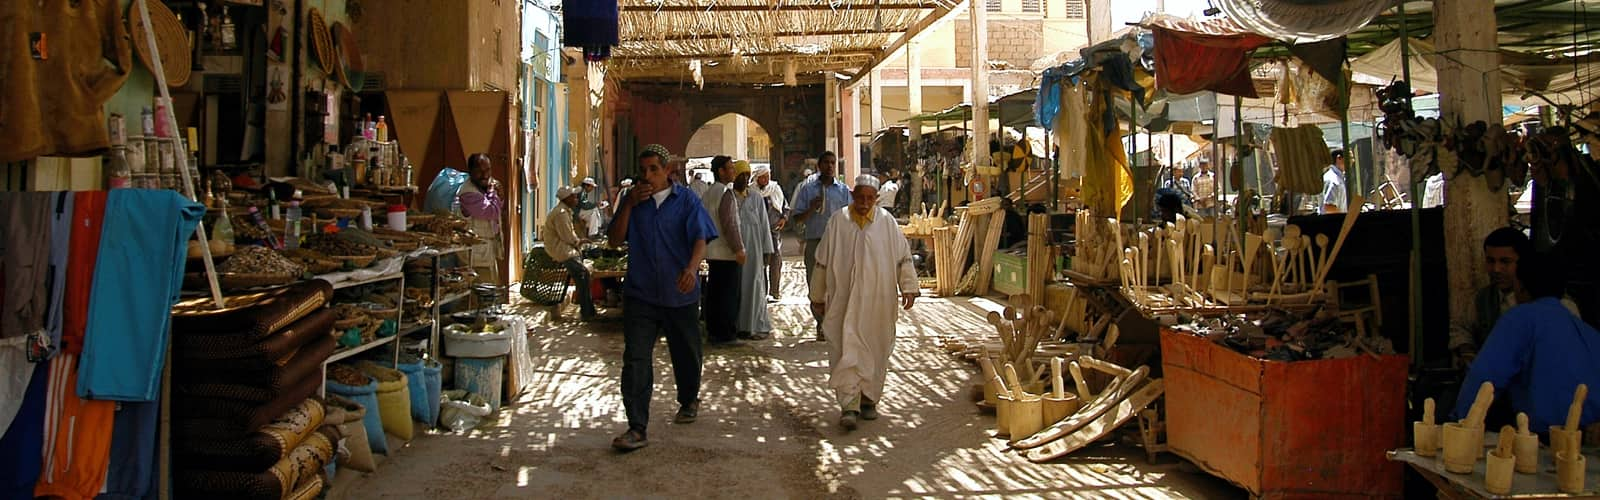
[809, 175, 920, 431]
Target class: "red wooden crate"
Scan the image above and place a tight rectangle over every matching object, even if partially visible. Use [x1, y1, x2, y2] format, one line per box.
[1160, 328, 1408, 498]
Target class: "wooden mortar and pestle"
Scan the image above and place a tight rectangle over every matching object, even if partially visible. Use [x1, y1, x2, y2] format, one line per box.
[1485, 425, 1516, 495]
[1551, 384, 1587, 459]
[1442, 382, 1494, 474]
[978, 353, 1001, 408]
[1414, 398, 1441, 457]
[1557, 448, 1587, 494]
[1042, 357, 1082, 424]
[993, 374, 1012, 439]
[1004, 363, 1045, 444]
[1555, 384, 1588, 494]
[1514, 413, 1540, 474]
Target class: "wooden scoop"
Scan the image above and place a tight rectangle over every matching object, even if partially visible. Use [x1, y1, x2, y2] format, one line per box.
[1567, 384, 1588, 432]
[1465, 381, 1496, 428]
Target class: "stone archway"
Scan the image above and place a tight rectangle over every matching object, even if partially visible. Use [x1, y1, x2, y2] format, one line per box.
[685, 113, 773, 165]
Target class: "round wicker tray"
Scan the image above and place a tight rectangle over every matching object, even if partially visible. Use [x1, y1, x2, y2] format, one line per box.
[184, 272, 299, 291]
[318, 208, 363, 220]
[308, 8, 337, 77]
[332, 254, 376, 268]
[128, 0, 191, 87]
[333, 316, 366, 331]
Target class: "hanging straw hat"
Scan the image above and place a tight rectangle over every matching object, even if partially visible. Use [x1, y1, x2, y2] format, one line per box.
[128, 0, 192, 87]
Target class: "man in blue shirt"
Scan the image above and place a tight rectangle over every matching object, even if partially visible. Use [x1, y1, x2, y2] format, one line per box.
[1454, 252, 1600, 435]
[606, 145, 719, 451]
[788, 151, 851, 340]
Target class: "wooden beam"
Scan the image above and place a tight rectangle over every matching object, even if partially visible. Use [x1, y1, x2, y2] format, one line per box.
[625, 28, 904, 42]
[622, 3, 935, 12]
[843, 4, 958, 88]
[613, 49, 879, 61]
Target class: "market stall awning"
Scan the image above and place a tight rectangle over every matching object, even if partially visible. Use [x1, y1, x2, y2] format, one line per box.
[1352, 37, 1600, 108]
[996, 88, 1039, 128]
[904, 104, 972, 124]
[611, 0, 960, 85]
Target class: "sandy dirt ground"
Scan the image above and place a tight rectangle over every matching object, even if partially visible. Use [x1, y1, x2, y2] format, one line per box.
[328, 255, 1245, 499]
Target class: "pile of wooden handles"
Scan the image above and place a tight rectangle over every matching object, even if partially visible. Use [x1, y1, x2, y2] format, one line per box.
[1027, 213, 1053, 302]
[986, 294, 1057, 383]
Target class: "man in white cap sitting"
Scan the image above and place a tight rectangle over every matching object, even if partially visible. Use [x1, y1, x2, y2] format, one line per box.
[578, 177, 604, 238]
[809, 174, 920, 431]
[543, 185, 597, 320]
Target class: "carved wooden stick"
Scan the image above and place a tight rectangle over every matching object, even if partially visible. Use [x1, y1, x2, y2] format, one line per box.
[1567, 384, 1588, 432]
[1465, 381, 1496, 428]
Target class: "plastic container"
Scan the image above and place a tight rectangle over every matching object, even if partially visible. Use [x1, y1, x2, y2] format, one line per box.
[387, 204, 407, 231]
[443, 323, 514, 358]
[325, 378, 387, 455]
[455, 356, 505, 412]
[285, 201, 302, 249]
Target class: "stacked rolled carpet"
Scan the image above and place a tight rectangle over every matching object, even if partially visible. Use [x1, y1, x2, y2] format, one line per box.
[170, 281, 342, 499]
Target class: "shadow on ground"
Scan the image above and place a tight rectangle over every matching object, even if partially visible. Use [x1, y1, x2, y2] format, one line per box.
[328, 255, 1244, 499]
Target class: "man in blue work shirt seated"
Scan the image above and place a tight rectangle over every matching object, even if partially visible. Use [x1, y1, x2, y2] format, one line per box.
[1453, 252, 1600, 437]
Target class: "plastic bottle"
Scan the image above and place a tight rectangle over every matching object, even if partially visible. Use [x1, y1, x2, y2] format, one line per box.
[363, 113, 375, 140]
[219, 6, 236, 51]
[140, 107, 155, 136]
[212, 200, 235, 243]
[360, 205, 373, 230]
[285, 200, 302, 249]
[267, 189, 281, 220]
[376, 116, 388, 142]
[247, 206, 282, 249]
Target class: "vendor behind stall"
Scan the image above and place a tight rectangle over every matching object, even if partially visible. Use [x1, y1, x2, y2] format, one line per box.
[1453, 253, 1600, 434]
[458, 153, 503, 286]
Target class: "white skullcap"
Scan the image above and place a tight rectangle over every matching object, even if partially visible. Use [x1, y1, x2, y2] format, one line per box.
[854, 175, 881, 190]
[751, 164, 771, 175]
[620, 179, 634, 187]
[556, 186, 577, 199]
[642, 144, 672, 161]
[582, 177, 597, 186]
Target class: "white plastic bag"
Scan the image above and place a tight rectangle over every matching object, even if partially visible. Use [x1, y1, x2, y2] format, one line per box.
[439, 390, 492, 432]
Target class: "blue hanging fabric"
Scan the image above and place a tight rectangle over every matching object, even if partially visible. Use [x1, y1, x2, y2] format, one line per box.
[563, 1, 619, 61]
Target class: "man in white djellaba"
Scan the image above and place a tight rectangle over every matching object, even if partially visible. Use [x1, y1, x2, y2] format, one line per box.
[808, 174, 920, 431]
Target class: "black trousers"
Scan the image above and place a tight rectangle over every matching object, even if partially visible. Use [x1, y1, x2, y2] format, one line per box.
[704, 259, 741, 343]
[621, 298, 702, 434]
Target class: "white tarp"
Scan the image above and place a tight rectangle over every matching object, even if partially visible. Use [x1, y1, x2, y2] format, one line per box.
[1217, 0, 1401, 44]
[1353, 37, 1600, 108]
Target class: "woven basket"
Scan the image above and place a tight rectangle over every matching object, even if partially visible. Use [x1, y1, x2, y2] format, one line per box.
[128, 0, 191, 87]
[308, 9, 337, 77]
[333, 254, 376, 268]
[333, 316, 366, 331]
[318, 208, 363, 220]
[184, 272, 299, 291]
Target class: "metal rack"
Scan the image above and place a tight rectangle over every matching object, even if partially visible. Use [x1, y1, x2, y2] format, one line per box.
[318, 271, 404, 396]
